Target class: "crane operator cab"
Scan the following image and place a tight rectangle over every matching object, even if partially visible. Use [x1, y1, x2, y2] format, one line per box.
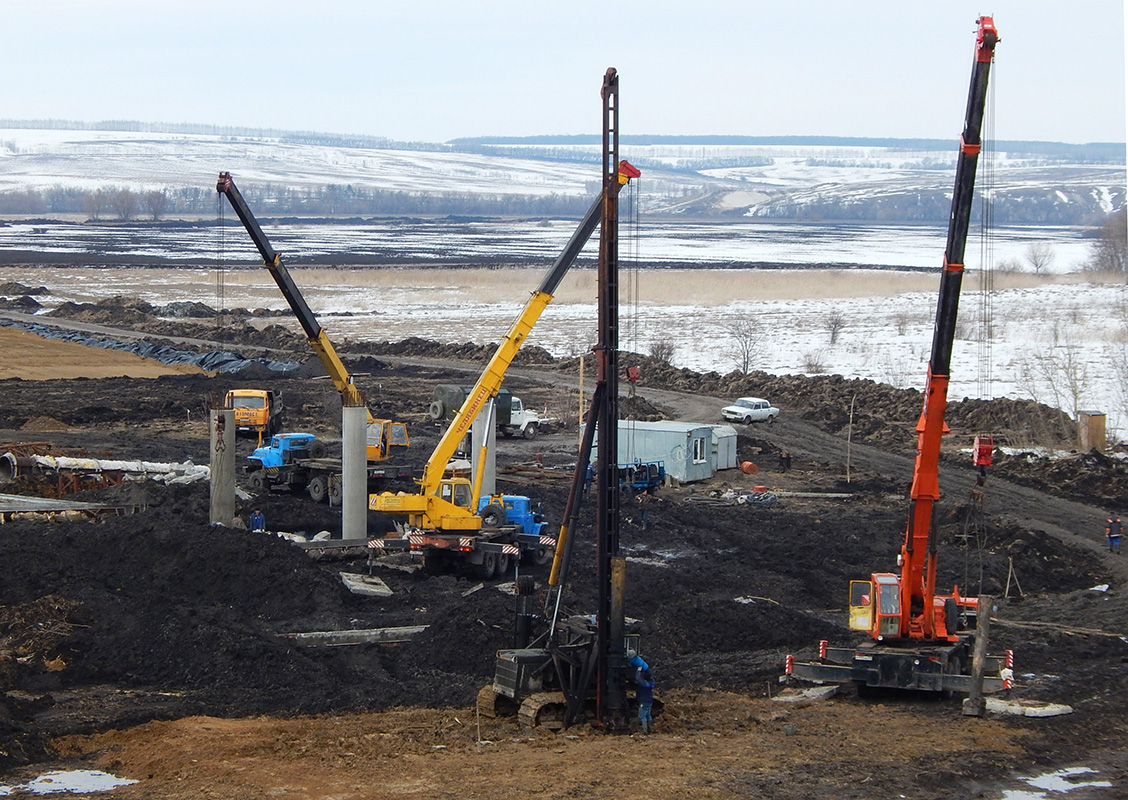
[439, 477, 474, 510]
[848, 574, 900, 639]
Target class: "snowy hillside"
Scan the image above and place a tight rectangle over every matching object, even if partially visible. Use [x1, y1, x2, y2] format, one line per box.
[0, 125, 1123, 224]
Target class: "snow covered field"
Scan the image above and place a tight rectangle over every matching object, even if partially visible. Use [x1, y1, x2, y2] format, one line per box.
[2, 257, 1124, 444]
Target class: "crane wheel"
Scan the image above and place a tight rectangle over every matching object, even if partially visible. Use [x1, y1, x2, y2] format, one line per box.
[477, 550, 498, 579]
[428, 401, 445, 421]
[944, 597, 960, 634]
[528, 544, 552, 566]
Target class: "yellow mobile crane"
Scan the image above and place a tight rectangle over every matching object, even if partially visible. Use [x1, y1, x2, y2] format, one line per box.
[369, 159, 640, 575]
[216, 172, 409, 464]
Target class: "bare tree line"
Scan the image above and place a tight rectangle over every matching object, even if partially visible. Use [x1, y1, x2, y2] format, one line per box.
[0, 184, 592, 220]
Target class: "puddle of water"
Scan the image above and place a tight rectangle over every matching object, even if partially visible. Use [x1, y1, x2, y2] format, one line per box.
[998, 766, 1114, 799]
[0, 769, 137, 796]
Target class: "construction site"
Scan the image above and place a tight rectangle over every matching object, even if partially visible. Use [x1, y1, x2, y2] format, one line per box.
[1, 33, 1127, 800]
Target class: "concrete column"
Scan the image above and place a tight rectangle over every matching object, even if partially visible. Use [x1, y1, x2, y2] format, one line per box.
[471, 402, 497, 498]
[209, 407, 236, 526]
[342, 404, 368, 540]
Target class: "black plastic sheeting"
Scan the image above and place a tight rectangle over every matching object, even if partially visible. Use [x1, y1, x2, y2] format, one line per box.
[4, 321, 300, 374]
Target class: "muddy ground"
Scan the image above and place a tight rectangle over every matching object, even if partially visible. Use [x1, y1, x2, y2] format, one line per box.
[0, 297, 1127, 799]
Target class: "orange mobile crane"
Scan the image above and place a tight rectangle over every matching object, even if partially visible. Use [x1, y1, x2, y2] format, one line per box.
[788, 17, 1011, 694]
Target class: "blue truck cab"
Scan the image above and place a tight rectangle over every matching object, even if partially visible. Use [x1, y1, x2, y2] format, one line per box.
[477, 494, 547, 536]
[249, 433, 322, 469]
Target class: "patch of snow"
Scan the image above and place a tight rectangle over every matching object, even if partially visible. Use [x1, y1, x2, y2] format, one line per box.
[0, 769, 137, 796]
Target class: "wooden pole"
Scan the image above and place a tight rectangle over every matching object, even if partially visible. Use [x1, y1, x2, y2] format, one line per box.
[962, 594, 993, 717]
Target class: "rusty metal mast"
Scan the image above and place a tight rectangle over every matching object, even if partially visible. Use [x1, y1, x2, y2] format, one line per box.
[594, 66, 628, 730]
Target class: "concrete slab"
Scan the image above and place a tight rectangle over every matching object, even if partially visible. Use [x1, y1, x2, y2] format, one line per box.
[340, 572, 393, 597]
[985, 697, 1074, 717]
[771, 685, 839, 703]
[280, 626, 428, 646]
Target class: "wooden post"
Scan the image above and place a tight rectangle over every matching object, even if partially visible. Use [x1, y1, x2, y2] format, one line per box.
[962, 594, 993, 717]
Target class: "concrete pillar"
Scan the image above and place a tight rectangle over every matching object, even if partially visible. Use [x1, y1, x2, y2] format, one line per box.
[209, 407, 236, 526]
[471, 402, 497, 498]
[342, 404, 368, 540]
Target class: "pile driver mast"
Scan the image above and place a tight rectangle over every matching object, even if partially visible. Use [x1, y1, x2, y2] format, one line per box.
[478, 68, 646, 732]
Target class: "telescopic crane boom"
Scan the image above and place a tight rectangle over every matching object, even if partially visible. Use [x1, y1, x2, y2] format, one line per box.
[787, 17, 1008, 694]
[216, 172, 408, 462]
[369, 160, 638, 535]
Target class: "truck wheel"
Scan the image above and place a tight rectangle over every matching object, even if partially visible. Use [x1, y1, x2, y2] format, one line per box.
[522, 423, 539, 440]
[308, 440, 327, 459]
[328, 478, 342, 505]
[527, 544, 552, 566]
[477, 550, 498, 579]
[496, 553, 511, 577]
[500, 427, 514, 438]
[308, 475, 329, 503]
[428, 400, 445, 421]
[480, 503, 507, 528]
[248, 470, 268, 492]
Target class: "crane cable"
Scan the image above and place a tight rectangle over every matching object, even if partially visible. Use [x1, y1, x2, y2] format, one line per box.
[622, 174, 641, 461]
[976, 60, 997, 402]
[964, 58, 998, 596]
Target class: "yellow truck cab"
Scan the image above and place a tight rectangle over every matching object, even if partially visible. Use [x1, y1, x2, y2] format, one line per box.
[225, 389, 283, 440]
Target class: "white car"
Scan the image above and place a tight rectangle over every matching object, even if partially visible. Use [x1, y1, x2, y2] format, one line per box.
[721, 397, 779, 424]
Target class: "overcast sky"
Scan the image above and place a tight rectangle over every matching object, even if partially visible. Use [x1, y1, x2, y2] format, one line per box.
[4, 1, 1125, 145]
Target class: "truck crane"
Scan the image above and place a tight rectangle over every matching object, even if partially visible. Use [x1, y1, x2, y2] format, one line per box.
[368, 159, 639, 576]
[787, 17, 1011, 694]
[216, 172, 409, 465]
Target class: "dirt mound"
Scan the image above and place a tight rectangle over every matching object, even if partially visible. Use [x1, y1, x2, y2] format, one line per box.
[990, 447, 1128, 509]
[19, 416, 71, 431]
[0, 295, 41, 310]
[0, 281, 48, 296]
[48, 296, 158, 326]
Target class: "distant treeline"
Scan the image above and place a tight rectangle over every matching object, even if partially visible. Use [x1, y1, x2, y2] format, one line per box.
[0, 183, 590, 219]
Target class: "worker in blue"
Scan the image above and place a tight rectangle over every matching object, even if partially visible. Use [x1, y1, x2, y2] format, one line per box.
[250, 508, 266, 533]
[635, 666, 656, 734]
[627, 648, 654, 733]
